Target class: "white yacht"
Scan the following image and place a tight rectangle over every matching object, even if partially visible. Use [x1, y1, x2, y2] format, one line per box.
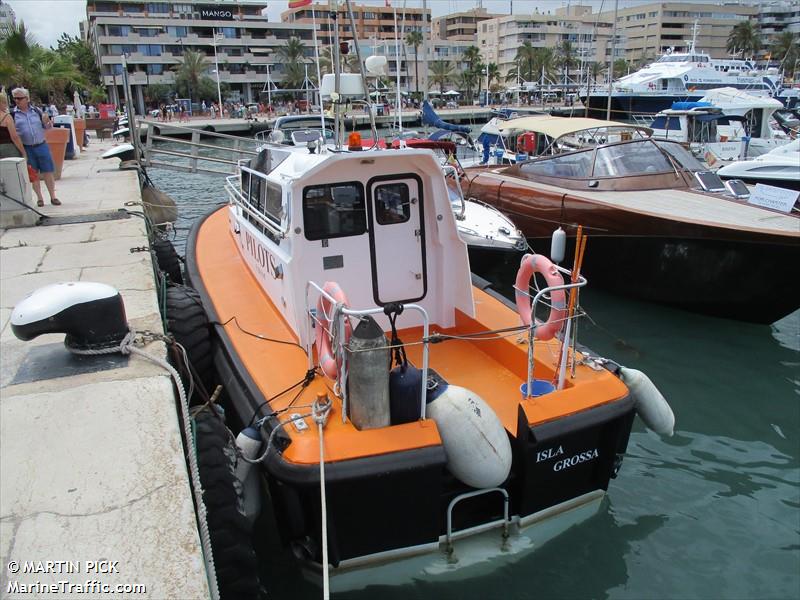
[580, 28, 782, 119]
[717, 140, 800, 191]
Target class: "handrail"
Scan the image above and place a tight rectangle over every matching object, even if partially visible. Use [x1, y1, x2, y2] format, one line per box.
[445, 488, 510, 554]
[224, 174, 288, 239]
[305, 281, 431, 423]
[514, 264, 587, 395]
[442, 165, 465, 220]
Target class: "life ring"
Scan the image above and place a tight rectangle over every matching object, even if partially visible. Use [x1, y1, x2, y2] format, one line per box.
[514, 254, 567, 341]
[315, 282, 352, 379]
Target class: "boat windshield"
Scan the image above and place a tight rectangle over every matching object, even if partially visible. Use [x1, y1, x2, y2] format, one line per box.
[655, 140, 705, 171]
[657, 55, 690, 63]
[516, 139, 686, 179]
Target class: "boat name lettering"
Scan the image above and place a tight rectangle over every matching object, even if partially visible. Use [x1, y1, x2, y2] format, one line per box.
[536, 445, 563, 463]
[553, 449, 599, 472]
[243, 229, 282, 279]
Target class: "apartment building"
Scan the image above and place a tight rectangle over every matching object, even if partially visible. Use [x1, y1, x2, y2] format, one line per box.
[477, 5, 615, 83]
[432, 7, 501, 42]
[599, 2, 758, 63]
[86, 0, 315, 113]
[758, 0, 800, 41]
[281, 2, 429, 47]
[0, 0, 16, 38]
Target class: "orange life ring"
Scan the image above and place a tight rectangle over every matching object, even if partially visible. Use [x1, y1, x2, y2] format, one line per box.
[514, 254, 567, 341]
[315, 282, 352, 380]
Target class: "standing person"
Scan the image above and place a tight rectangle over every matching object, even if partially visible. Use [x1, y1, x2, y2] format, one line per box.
[11, 87, 61, 207]
[0, 91, 27, 159]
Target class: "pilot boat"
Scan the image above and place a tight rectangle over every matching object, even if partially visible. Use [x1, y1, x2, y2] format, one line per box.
[183, 140, 673, 590]
[461, 136, 800, 323]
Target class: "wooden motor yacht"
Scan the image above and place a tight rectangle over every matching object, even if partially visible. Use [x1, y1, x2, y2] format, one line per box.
[184, 137, 673, 590]
[462, 132, 800, 323]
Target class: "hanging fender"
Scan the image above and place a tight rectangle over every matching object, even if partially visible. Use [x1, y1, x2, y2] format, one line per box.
[316, 282, 352, 380]
[514, 253, 567, 341]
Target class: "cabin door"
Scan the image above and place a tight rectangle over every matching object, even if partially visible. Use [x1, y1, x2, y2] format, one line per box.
[366, 174, 427, 305]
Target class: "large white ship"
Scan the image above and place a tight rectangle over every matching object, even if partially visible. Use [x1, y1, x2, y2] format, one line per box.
[580, 37, 782, 118]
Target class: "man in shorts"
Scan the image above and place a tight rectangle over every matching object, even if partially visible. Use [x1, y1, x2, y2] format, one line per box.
[11, 87, 60, 207]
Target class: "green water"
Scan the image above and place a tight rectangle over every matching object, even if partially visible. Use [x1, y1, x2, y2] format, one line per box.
[147, 143, 800, 600]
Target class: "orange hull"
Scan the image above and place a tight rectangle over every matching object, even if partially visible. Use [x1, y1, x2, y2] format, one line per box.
[186, 206, 636, 567]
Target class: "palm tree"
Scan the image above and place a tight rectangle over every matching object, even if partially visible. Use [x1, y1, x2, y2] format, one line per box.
[429, 60, 454, 94]
[405, 30, 423, 96]
[27, 47, 84, 101]
[457, 70, 477, 103]
[613, 58, 629, 77]
[771, 31, 799, 79]
[486, 63, 500, 91]
[588, 61, 606, 86]
[318, 46, 359, 75]
[727, 21, 761, 59]
[174, 49, 209, 102]
[556, 40, 577, 86]
[533, 47, 557, 84]
[461, 45, 482, 103]
[514, 42, 537, 82]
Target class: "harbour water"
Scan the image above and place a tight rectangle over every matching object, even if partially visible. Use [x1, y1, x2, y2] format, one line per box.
[147, 140, 799, 600]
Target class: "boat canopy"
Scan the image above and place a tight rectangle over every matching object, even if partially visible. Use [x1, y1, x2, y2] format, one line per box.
[497, 116, 653, 138]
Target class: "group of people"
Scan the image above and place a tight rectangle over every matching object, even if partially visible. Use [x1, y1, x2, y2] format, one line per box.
[0, 87, 60, 207]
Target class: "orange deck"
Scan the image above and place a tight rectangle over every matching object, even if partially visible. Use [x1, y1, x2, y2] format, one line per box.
[196, 208, 628, 465]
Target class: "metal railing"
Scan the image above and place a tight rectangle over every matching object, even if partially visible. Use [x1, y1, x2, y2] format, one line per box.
[514, 265, 588, 395]
[139, 120, 260, 176]
[306, 281, 431, 423]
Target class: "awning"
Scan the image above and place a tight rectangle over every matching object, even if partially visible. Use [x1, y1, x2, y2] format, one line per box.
[498, 116, 652, 138]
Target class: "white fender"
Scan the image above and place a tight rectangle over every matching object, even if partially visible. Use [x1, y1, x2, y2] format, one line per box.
[427, 385, 512, 489]
[620, 367, 675, 437]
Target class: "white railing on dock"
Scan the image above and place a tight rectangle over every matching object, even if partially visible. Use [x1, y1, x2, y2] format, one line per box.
[139, 120, 262, 176]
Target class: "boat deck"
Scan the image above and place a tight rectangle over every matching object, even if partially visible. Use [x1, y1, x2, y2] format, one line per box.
[476, 170, 800, 235]
[196, 208, 628, 467]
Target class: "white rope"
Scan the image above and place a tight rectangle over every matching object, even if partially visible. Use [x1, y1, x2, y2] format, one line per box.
[312, 395, 332, 600]
[68, 330, 220, 600]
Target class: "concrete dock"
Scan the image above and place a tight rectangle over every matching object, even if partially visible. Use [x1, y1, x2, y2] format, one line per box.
[0, 138, 210, 598]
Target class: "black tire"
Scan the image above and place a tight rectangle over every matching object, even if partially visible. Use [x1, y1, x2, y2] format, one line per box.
[153, 239, 184, 284]
[194, 409, 260, 600]
[165, 284, 214, 394]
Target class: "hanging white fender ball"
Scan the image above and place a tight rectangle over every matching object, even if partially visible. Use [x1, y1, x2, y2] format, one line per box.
[620, 367, 675, 437]
[550, 227, 567, 264]
[427, 385, 512, 489]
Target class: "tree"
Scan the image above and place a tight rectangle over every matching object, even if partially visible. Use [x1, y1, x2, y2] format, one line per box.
[613, 58, 630, 77]
[486, 63, 500, 92]
[533, 47, 557, 84]
[318, 45, 359, 75]
[1, 23, 85, 105]
[174, 50, 209, 102]
[145, 83, 173, 103]
[55, 34, 100, 86]
[556, 40, 577, 85]
[405, 30, 423, 96]
[429, 60, 454, 93]
[771, 31, 799, 79]
[727, 20, 761, 59]
[588, 61, 606, 86]
[514, 42, 537, 82]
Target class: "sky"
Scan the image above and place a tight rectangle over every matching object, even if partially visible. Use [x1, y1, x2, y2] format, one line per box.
[4, 0, 734, 49]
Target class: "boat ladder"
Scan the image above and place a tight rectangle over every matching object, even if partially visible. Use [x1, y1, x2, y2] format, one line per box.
[445, 488, 511, 556]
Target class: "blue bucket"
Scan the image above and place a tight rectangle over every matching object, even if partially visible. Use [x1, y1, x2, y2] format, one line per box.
[520, 379, 555, 398]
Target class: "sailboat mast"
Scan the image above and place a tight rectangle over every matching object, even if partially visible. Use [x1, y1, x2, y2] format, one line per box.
[606, 0, 618, 121]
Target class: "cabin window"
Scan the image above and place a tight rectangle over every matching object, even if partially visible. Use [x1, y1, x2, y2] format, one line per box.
[650, 116, 682, 131]
[303, 182, 367, 241]
[374, 183, 411, 225]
